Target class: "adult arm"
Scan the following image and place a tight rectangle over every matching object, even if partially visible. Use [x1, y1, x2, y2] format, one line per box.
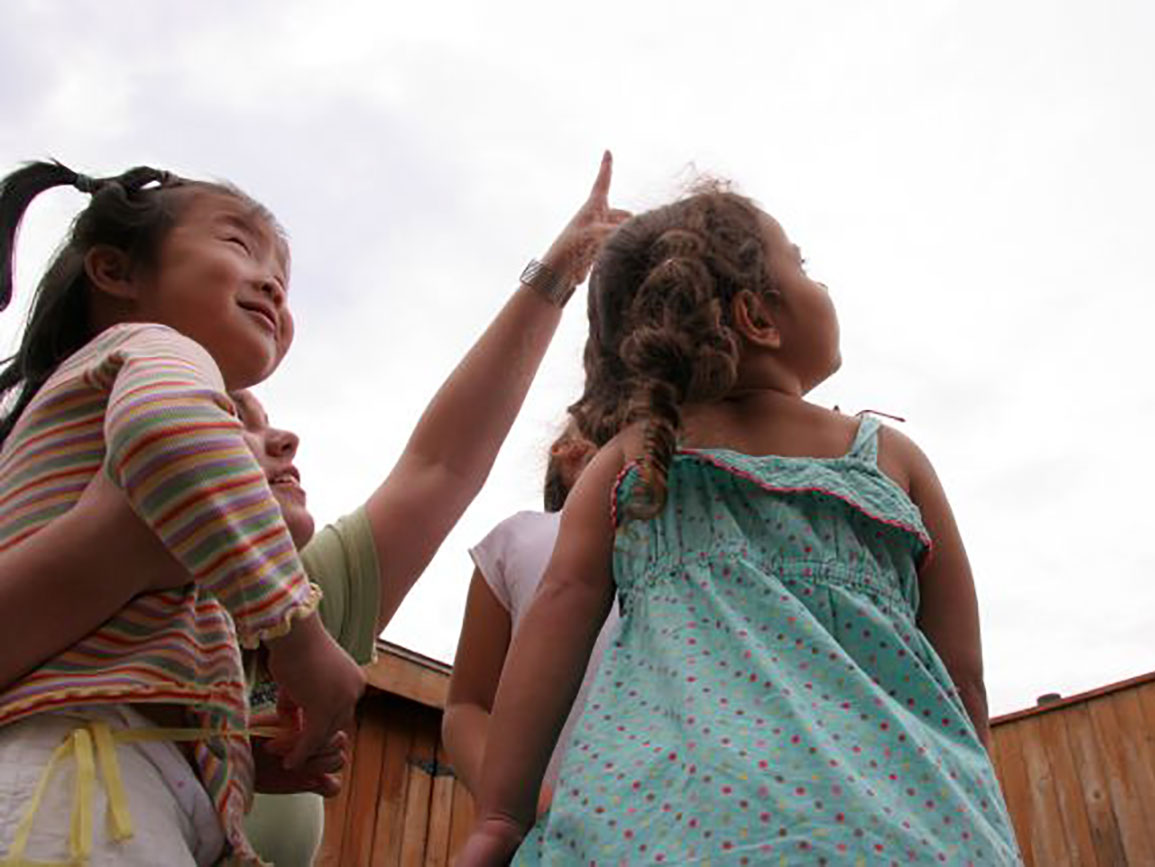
[365, 152, 627, 630]
[0, 470, 188, 687]
[442, 568, 513, 796]
[457, 441, 623, 865]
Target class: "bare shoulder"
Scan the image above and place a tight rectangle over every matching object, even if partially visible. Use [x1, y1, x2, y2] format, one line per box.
[875, 423, 935, 496]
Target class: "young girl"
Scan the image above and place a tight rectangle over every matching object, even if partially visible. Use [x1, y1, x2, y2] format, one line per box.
[459, 186, 1023, 865]
[0, 162, 365, 866]
[444, 420, 620, 814]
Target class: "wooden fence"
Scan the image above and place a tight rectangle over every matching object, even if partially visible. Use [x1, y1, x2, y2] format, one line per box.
[319, 643, 1155, 866]
[989, 671, 1155, 866]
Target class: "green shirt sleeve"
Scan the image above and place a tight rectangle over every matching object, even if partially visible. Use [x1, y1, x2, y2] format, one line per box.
[300, 505, 381, 665]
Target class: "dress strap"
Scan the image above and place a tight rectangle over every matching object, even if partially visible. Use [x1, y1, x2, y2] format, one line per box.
[846, 414, 883, 463]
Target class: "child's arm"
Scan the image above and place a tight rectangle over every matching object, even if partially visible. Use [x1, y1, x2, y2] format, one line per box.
[458, 442, 623, 864]
[888, 428, 991, 747]
[101, 326, 319, 640]
[364, 152, 627, 631]
[442, 568, 514, 797]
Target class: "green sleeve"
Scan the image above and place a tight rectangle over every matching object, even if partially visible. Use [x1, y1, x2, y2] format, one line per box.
[299, 506, 381, 664]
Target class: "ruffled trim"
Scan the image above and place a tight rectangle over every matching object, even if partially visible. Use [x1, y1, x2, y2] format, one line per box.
[613, 449, 932, 554]
[237, 580, 323, 650]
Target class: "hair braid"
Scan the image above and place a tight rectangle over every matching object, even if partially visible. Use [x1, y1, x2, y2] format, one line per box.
[579, 183, 770, 520]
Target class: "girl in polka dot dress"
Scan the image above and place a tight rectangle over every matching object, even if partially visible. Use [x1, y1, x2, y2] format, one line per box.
[458, 186, 1023, 866]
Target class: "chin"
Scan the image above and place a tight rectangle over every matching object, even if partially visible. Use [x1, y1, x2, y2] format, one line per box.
[287, 512, 315, 549]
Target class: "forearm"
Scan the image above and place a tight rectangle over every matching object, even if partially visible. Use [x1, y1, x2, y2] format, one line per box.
[0, 508, 144, 686]
[441, 703, 493, 797]
[477, 579, 612, 829]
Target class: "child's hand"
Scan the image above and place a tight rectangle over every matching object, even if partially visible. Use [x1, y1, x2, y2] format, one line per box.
[265, 612, 366, 770]
[455, 816, 525, 867]
[540, 151, 631, 290]
[253, 727, 350, 797]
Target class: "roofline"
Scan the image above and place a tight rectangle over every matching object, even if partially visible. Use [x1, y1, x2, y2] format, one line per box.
[991, 669, 1155, 726]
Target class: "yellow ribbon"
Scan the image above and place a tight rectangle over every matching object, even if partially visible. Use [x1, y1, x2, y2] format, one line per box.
[0, 721, 281, 867]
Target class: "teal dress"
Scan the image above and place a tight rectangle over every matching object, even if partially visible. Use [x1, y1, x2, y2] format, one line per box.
[515, 417, 1022, 865]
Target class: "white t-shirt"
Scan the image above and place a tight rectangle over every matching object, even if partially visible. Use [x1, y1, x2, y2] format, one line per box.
[469, 510, 621, 789]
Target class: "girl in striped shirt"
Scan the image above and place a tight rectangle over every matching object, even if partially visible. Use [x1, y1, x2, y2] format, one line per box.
[0, 163, 365, 865]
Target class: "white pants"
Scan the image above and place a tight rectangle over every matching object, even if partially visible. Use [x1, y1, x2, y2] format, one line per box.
[0, 705, 225, 866]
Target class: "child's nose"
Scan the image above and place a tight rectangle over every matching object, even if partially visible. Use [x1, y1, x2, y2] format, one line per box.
[259, 277, 286, 308]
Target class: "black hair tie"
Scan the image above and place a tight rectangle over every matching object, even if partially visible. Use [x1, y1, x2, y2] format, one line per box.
[72, 173, 101, 195]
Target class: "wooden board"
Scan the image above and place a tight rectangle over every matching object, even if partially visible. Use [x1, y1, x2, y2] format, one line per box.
[398, 710, 439, 865]
[1064, 703, 1128, 866]
[423, 739, 457, 866]
[1035, 706, 1098, 865]
[991, 722, 1035, 862]
[1015, 714, 1071, 865]
[371, 699, 417, 867]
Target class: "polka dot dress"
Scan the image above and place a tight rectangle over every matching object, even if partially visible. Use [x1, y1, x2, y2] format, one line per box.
[514, 417, 1022, 866]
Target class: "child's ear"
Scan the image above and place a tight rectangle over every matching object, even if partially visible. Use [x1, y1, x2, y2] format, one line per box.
[83, 245, 140, 301]
[732, 290, 781, 349]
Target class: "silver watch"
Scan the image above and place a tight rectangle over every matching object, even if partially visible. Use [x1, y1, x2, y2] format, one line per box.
[520, 259, 576, 307]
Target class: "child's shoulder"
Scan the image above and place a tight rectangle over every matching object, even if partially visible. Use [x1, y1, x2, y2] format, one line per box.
[86, 323, 224, 386]
[870, 417, 935, 496]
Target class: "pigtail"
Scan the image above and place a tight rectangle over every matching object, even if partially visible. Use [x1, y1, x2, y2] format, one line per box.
[0, 161, 85, 311]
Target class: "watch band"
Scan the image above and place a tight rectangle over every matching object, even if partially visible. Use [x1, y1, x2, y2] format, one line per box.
[520, 259, 576, 307]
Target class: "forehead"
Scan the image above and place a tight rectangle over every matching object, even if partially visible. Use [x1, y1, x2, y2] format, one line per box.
[174, 188, 290, 265]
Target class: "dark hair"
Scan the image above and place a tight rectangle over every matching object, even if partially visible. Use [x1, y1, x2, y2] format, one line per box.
[0, 161, 269, 446]
[542, 422, 582, 512]
[573, 184, 773, 520]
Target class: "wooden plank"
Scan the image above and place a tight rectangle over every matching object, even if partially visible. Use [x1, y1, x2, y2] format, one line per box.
[1108, 690, 1155, 842]
[1137, 681, 1155, 735]
[1065, 703, 1128, 866]
[991, 722, 1035, 864]
[447, 778, 477, 861]
[341, 694, 389, 867]
[398, 708, 439, 865]
[1035, 706, 1098, 866]
[317, 708, 361, 867]
[365, 651, 450, 710]
[423, 739, 457, 866]
[371, 699, 417, 867]
[1089, 695, 1155, 864]
[1015, 715, 1074, 865]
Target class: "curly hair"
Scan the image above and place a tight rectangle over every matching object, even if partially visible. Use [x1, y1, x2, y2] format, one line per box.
[571, 184, 773, 520]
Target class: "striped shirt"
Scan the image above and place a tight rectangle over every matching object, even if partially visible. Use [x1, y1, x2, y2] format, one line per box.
[0, 323, 319, 865]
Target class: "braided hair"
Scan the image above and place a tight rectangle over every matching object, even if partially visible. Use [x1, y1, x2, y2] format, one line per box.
[573, 184, 773, 520]
[0, 160, 271, 445]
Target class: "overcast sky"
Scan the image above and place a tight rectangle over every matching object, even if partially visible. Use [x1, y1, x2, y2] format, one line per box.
[2, 0, 1152, 716]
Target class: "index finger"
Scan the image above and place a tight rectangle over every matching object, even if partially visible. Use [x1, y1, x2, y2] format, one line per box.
[587, 150, 613, 203]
